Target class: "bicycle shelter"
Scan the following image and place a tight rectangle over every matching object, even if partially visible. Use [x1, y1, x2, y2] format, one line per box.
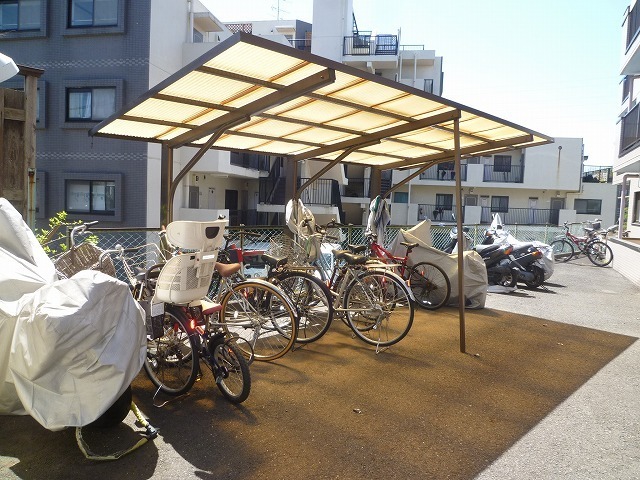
[89, 32, 553, 352]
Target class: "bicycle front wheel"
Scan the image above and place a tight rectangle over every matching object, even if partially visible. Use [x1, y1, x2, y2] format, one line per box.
[343, 271, 414, 347]
[212, 340, 251, 404]
[408, 262, 451, 310]
[272, 271, 334, 344]
[219, 281, 298, 361]
[550, 239, 573, 262]
[143, 309, 199, 396]
[586, 240, 613, 267]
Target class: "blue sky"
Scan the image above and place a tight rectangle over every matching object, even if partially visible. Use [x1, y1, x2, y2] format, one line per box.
[205, 0, 629, 166]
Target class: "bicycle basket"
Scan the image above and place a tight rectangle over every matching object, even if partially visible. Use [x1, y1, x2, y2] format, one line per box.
[54, 243, 116, 279]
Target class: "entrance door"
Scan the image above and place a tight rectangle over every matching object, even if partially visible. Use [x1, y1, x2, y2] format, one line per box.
[549, 197, 565, 225]
[528, 197, 538, 224]
[208, 187, 216, 209]
[225, 189, 238, 225]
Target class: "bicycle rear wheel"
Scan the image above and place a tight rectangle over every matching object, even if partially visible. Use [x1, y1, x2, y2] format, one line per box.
[212, 340, 251, 404]
[550, 239, 573, 262]
[408, 262, 451, 310]
[586, 240, 613, 267]
[143, 309, 199, 396]
[272, 271, 334, 344]
[219, 281, 298, 361]
[343, 270, 414, 347]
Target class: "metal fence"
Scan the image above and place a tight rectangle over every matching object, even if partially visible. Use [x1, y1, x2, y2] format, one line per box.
[71, 222, 575, 282]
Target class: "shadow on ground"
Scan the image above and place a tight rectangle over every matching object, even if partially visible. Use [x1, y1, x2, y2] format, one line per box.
[1, 308, 636, 479]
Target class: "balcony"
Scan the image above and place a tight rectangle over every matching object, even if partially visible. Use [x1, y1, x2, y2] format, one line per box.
[297, 178, 341, 206]
[480, 207, 560, 226]
[230, 152, 270, 171]
[418, 164, 468, 181]
[620, 103, 640, 155]
[343, 34, 399, 56]
[483, 164, 524, 183]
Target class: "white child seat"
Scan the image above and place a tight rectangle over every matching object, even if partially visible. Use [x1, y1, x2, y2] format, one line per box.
[154, 219, 227, 304]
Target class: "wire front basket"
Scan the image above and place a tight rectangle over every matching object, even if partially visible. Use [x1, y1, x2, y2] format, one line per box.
[267, 234, 310, 267]
[53, 242, 116, 279]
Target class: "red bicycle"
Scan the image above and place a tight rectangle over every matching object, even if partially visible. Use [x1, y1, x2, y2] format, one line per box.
[367, 235, 451, 310]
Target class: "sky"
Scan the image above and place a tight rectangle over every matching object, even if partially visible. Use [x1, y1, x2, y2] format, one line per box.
[203, 0, 630, 166]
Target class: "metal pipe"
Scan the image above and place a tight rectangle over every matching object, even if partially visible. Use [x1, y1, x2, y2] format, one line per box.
[453, 118, 466, 353]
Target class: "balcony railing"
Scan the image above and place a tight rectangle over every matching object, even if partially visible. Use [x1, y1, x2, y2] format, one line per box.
[627, 4, 640, 49]
[230, 152, 270, 171]
[342, 178, 370, 198]
[483, 164, 524, 183]
[418, 164, 468, 181]
[288, 38, 311, 52]
[620, 103, 640, 155]
[343, 34, 399, 56]
[297, 178, 340, 206]
[480, 207, 560, 225]
[582, 165, 613, 183]
[418, 203, 455, 222]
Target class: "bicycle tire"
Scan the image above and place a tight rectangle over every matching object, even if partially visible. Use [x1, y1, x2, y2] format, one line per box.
[408, 262, 451, 310]
[143, 309, 199, 396]
[343, 270, 414, 347]
[550, 239, 574, 262]
[212, 340, 251, 404]
[219, 281, 298, 361]
[586, 240, 613, 267]
[272, 270, 334, 344]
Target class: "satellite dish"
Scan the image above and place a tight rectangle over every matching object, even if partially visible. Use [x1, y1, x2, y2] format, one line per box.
[0, 52, 19, 83]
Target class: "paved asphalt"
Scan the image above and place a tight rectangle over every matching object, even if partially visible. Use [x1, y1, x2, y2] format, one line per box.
[0, 257, 638, 479]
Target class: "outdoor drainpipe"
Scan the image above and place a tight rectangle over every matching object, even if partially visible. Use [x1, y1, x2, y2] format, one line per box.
[618, 173, 640, 239]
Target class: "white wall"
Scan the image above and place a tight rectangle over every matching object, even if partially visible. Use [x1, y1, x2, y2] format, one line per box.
[311, 0, 351, 61]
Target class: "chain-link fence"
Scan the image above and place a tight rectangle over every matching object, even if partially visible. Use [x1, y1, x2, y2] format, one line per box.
[65, 222, 575, 282]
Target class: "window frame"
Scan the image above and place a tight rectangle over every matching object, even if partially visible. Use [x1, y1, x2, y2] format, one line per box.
[63, 0, 125, 36]
[493, 155, 512, 173]
[393, 191, 408, 204]
[63, 173, 122, 221]
[61, 78, 123, 129]
[574, 198, 602, 216]
[490, 195, 509, 213]
[66, 86, 116, 122]
[435, 193, 453, 209]
[0, 0, 46, 38]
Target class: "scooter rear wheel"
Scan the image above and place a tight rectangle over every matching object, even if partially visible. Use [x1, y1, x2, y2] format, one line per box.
[524, 265, 545, 288]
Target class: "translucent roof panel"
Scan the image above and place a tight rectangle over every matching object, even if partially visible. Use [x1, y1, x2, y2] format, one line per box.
[90, 32, 553, 168]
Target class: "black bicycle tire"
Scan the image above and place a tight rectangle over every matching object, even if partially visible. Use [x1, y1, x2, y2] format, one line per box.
[213, 341, 251, 404]
[586, 240, 614, 267]
[272, 270, 334, 343]
[219, 281, 298, 362]
[343, 270, 414, 347]
[550, 239, 574, 262]
[143, 309, 199, 396]
[408, 262, 451, 310]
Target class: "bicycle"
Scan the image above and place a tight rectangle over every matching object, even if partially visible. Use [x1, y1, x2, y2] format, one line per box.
[103, 220, 252, 404]
[550, 221, 613, 267]
[364, 232, 451, 310]
[208, 232, 300, 362]
[324, 247, 415, 352]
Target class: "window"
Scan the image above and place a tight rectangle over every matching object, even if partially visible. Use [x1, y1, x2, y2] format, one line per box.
[435, 193, 453, 209]
[69, 0, 117, 27]
[66, 87, 115, 121]
[0, 0, 40, 31]
[66, 179, 115, 215]
[393, 192, 408, 204]
[493, 155, 512, 172]
[574, 199, 602, 215]
[491, 196, 509, 213]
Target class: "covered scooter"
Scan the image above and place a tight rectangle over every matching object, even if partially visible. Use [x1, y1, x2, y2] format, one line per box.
[0, 198, 146, 431]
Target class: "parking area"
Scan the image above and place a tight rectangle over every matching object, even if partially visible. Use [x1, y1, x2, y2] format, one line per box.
[1, 259, 638, 480]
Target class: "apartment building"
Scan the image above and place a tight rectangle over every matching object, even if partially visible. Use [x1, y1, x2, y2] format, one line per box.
[0, 0, 615, 230]
[616, 0, 640, 235]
